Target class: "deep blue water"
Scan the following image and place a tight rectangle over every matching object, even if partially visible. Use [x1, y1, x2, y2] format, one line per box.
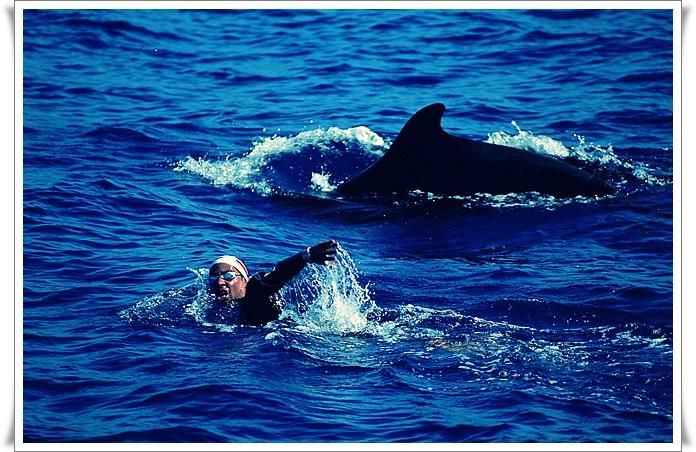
[23, 8, 674, 443]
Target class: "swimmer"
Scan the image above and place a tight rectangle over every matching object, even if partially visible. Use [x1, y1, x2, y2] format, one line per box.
[208, 240, 339, 326]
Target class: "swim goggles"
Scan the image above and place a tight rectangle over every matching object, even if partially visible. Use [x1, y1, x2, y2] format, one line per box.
[208, 271, 242, 283]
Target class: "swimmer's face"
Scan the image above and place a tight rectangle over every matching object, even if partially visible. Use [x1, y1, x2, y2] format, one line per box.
[208, 263, 247, 302]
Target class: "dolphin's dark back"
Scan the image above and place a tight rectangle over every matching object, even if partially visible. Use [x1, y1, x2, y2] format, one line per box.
[336, 103, 614, 198]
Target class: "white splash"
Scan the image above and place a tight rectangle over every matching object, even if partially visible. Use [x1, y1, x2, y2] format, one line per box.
[279, 247, 381, 336]
[486, 121, 670, 186]
[118, 286, 189, 327]
[251, 125, 386, 157]
[486, 120, 571, 159]
[310, 172, 337, 192]
[174, 154, 273, 194]
[173, 125, 387, 195]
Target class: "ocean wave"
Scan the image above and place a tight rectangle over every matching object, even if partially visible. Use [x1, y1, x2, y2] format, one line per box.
[594, 109, 673, 127]
[391, 75, 443, 87]
[173, 125, 387, 196]
[82, 126, 159, 142]
[62, 16, 185, 42]
[523, 10, 603, 20]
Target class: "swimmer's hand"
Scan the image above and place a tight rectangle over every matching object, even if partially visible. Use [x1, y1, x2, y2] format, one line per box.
[305, 240, 339, 265]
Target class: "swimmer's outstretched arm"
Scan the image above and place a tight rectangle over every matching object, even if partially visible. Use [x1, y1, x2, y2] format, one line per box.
[261, 240, 339, 288]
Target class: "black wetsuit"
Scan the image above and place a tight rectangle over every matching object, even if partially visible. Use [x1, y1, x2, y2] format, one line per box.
[238, 251, 308, 326]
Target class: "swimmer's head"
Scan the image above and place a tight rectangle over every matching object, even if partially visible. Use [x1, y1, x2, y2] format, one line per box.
[208, 255, 249, 302]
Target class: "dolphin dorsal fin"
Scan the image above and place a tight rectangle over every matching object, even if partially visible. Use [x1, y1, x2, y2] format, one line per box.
[390, 103, 446, 151]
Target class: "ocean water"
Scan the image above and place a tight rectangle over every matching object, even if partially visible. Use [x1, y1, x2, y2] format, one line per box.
[22, 7, 674, 443]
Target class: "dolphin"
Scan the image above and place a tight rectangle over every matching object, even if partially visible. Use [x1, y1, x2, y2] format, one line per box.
[336, 103, 614, 198]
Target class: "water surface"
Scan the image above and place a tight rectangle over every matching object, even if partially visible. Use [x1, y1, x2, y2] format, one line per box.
[23, 8, 673, 443]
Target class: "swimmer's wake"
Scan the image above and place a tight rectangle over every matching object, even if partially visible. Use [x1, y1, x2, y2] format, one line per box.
[119, 246, 378, 335]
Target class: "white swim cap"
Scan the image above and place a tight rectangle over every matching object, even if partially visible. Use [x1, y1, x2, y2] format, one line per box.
[211, 255, 249, 282]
